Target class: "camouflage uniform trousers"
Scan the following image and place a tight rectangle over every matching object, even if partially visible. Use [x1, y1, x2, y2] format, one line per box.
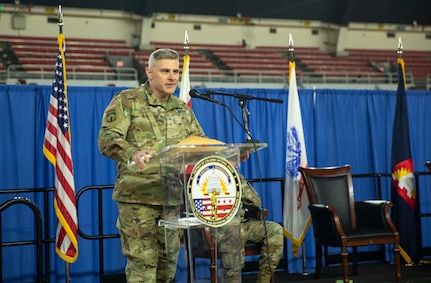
[220, 220, 284, 283]
[117, 202, 181, 283]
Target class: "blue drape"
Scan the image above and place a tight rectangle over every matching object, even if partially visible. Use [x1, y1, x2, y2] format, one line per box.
[1, 85, 431, 282]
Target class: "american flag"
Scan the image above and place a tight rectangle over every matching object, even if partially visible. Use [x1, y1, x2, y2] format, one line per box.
[43, 33, 79, 263]
[194, 196, 235, 218]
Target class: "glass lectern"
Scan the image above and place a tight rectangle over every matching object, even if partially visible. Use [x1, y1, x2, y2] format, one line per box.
[156, 138, 267, 283]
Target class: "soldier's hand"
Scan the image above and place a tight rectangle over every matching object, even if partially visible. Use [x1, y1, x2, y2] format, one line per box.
[240, 152, 249, 162]
[131, 149, 154, 169]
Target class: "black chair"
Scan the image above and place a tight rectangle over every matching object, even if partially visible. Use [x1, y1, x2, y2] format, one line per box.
[298, 165, 401, 283]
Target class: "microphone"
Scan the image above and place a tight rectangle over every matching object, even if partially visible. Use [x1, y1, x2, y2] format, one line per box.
[189, 89, 223, 105]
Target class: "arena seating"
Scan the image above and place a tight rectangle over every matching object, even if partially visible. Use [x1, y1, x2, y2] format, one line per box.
[133, 47, 224, 77]
[135, 41, 227, 77]
[0, 35, 135, 77]
[145, 42, 292, 78]
[140, 43, 394, 82]
[256, 46, 387, 81]
[211, 48, 289, 76]
[1, 35, 429, 86]
[346, 48, 431, 79]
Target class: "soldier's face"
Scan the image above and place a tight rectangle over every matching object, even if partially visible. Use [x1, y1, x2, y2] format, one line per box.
[146, 59, 180, 100]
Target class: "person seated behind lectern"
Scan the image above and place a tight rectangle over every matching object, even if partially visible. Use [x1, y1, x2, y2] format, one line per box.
[216, 175, 284, 283]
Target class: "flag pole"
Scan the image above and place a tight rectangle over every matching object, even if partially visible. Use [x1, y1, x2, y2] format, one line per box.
[58, 5, 63, 34]
[288, 33, 294, 63]
[179, 30, 192, 106]
[183, 30, 189, 56]
[397, 36, 403, 58]
[397, 36, 407, 97]
[288, 33, 294, 86]
[288, 33, 308, 276]
[58, 7, 71, 283]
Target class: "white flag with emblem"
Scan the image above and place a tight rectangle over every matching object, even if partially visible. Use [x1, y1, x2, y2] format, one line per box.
[283, 61, 311, 257]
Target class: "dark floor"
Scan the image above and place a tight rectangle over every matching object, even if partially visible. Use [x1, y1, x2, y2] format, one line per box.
[102, 261, 431, 283]
[242, 261, 431, 283]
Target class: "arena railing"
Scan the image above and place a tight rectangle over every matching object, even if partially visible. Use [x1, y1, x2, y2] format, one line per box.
[427, 74, 431, 90]
[6, 65, 138, 82]
[3, 64, 414, 87]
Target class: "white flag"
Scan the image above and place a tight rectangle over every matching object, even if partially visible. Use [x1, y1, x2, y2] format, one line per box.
[283, 62, 311, 257]
[179, 53, 191, 107]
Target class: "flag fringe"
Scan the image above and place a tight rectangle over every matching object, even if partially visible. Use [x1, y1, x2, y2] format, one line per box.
[399, 245, 413, 264]
[283, 218, 312, 257]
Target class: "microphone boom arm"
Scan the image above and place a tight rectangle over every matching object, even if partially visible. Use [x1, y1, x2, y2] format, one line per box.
[206, 90, 283, 104]
[205, 90, 284, 143]
[190, 88, 284, 143]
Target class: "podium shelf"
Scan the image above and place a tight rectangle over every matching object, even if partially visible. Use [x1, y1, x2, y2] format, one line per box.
[159, 217, 205, 229]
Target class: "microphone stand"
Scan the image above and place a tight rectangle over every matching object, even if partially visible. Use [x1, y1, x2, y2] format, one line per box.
[206, 90, 283, 276]
[206, 90, 283, 143]
[239, 98, 253, 142]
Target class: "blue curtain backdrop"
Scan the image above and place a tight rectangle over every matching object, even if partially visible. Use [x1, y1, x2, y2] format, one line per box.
[1, 85, 431, 282]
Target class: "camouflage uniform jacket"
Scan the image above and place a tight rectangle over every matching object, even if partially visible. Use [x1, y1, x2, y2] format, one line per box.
[98, 82, 205, 205]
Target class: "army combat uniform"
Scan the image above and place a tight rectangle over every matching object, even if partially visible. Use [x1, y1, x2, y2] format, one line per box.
[98, 82, 205, 283]
[216, 175, 284, 283]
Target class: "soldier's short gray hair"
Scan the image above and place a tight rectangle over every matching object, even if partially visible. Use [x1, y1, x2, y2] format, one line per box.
[148, 48, 179, 67]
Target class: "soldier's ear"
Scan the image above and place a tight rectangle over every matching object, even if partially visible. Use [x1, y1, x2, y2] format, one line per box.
[145, 67, 152, 80]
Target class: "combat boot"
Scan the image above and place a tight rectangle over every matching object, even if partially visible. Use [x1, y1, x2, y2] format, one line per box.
[256, 270, 274, 283]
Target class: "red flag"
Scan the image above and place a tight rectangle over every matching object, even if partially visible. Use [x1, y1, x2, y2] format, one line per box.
[390, 56, 419, 263]
[43, 33, 79, 263]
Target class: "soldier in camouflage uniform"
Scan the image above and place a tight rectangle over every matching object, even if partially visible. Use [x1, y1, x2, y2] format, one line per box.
[98, 48, 205, 283]
[216, 175, 284, 283]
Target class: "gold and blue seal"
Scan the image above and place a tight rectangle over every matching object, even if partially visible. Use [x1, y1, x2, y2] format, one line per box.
[187, 155, 241, 227]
